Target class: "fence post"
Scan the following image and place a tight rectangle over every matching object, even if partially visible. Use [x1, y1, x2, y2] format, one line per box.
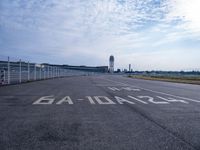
[1, 70, 4, 85]
[56, 67, 57, 77]
[45, 66, 46, 79]
[49, 66, 51, 78]
[53, 66, 54, 78]
[48, 65, 50, 79]
[34, 64, 36, 80]
[53, 67, 55, 78]
[44, 66, 46, 79]
[56, 67, 57, 78]
[54, 67, 55, 78]
[19, 59, 22, 83]
[28, 61, 30, 81]
[49, 66, 52, 78]
[50, 66, 52, 78]
[51, 66, 54, 78]
[56, 67, 58, 77]
[3, 69, 6, 84]
[52, 67, 53, 78]
[51, 66, 53, 78]
[55, 67, 56, 78]
[40, 66, 42, 80]
[55, 67, 57, 78]
[7, 57, 10, 84]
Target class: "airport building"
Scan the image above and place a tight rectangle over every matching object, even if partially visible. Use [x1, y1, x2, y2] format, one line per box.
[62, 65, 108, 73]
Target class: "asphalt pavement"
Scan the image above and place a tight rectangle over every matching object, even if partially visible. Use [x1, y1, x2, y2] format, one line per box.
[0, 75, 200, 150]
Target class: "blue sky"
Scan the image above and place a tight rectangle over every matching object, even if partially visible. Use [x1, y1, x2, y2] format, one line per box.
[0, 0, 200, 71]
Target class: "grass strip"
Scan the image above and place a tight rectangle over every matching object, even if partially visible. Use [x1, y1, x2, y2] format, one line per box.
[129, 75, 200, 85]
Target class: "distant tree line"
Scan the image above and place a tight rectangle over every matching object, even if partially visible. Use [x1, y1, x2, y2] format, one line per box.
[115, 69, 200, 75]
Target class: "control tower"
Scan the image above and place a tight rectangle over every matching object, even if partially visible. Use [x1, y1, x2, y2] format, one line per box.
[109, 55, 114, 73]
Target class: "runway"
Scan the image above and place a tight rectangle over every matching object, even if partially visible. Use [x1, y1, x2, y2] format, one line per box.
[0, 75, 200, 150]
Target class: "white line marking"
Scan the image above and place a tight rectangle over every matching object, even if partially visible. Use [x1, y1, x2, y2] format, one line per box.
[56, 96, 73, 105]
[128, 95, 148, 104]
[108, 87, 120, 91]
[138, 96, 169, 104]
[122, 87, 141, 91]
[101, 77, 200, 103]
[33, 95, 55, 105]
[96, 84, 124, 86]
[157, 96, 189, 104]
[108, 87, 141, 92]
[115, 96, 135, 104]
[77, 99, 84, 101]
[94, 96, 116, 104]
[86, 96, 96, 104]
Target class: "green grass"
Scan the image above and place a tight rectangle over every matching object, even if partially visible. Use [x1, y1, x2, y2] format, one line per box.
[129, 75, 200, 85]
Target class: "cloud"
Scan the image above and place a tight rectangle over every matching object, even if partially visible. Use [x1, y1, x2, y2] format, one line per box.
[0, 0, 200, 70]
[166, 0, 200, 31]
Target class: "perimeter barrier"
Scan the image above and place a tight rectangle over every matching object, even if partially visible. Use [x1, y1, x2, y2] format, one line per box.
[0, 56, 89, 85]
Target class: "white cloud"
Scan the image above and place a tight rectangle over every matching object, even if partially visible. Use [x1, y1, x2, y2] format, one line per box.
[166, 0, 200, 31]
[0, 0, 200, 70]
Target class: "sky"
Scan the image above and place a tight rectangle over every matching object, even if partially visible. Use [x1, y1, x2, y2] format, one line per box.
[0, 0, 200, 71]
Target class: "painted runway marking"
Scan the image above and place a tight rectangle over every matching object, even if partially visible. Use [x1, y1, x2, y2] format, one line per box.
[77, 99, 84, 101]
[33, 95, 192, 105]
[108, 87, 141, 92]
[94, 96, 116, 104]
[96, 84, 124, 86]
[138, 96, 169, 104]
[108, 87, 120, 91]
[156, 96, 188, 104]
[33, 96, 55, 105]
[115, 96, 135, 104]
[101, 78, 200, 103]
[56, 96, 73, 105]
[86, 96, 96, 104]
[128, 95, 148, 104]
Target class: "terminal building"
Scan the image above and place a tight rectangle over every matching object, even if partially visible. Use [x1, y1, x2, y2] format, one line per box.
[62, 65, 108, 73]
[41, 63, 109, 73]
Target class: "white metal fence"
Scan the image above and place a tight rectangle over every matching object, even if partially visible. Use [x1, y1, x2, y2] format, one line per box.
[0, 56, 89, 85]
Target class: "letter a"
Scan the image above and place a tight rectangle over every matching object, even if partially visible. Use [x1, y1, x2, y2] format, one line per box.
[115, 96, 135, 104]
[56, 96, 73, 105]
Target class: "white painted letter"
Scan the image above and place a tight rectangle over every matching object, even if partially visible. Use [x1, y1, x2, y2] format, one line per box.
[122, 87, 141, 92]
[94, 96, 116, 104]
[33, 96, 55, 105]
[56, 96, 73, 105]
[128, 95, 147, 104]
[138, 96, 169, 104]
[115, 96, 135, 104]
[86, 96, 96, 104]
[108, 87, 120, 91]
[157, 96, 188, 104]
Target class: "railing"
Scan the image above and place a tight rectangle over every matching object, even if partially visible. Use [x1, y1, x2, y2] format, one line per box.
[0, 56, 88, 85]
